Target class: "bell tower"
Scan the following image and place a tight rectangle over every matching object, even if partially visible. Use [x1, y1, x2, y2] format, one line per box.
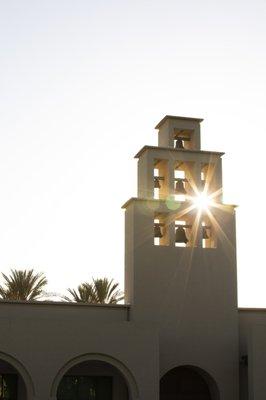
[123, 115, 239, 400]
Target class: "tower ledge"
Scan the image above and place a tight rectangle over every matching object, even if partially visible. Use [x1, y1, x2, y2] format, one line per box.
[134, 145, 224, 159]
[121, 197, 237, 209]
[155, 115, 204, 129]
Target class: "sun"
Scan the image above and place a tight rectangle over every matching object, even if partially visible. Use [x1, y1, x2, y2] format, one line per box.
[192, 192, 212, 210]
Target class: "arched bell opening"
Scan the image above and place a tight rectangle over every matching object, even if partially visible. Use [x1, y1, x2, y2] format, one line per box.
[0, 359, 28, 400]
[160, 365, 220, 400]
[56, 359, 131, 400]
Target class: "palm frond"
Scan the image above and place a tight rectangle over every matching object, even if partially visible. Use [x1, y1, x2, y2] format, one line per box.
[64, 278, 124, 304]
[91, 278, 124, 304]
[63, 284, 95, 303]
[0, 269, 47, 301]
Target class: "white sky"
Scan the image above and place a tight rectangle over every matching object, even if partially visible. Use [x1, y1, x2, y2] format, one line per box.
[0, 0, 266, 306]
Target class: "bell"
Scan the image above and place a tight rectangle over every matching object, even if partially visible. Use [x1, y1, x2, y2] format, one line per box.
[175, 226, 189, 243]
[154, 177, 161, 189]
[154, 224, 163, 238]
[175, 138, 184, 149]
[175, 179, 187, 194]
[202, 226, 210, 239]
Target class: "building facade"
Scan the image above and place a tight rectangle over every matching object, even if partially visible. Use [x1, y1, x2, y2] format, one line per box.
[0, 115, 263, 400]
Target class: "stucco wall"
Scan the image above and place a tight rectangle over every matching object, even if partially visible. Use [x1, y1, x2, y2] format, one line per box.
[0, 301, 159, 400]
[125, 199, 239, 400]
[239, 309, 266, 400]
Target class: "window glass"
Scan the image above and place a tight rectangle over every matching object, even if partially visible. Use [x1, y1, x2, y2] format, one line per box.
[57, 376, 112, 400]
[0, 374, 18, 400]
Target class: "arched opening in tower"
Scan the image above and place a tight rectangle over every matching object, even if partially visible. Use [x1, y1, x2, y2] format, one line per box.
[160, 365, 219, 400]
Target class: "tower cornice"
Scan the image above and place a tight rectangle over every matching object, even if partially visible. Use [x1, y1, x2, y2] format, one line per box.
[121, 197, 237, 209]
[134, 145, 225, 159]
[155, 115, 204, 129]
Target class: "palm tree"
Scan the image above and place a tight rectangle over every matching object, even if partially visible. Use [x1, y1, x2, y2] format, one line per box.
[63, 283, 94, 303]
[0, 269, 48, 301]
[91, 278, 124, 304]
[65, 278, 124, 304]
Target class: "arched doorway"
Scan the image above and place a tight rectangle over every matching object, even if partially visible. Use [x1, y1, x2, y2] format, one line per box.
[53, 355, 138, 400]
[0, 359, 28, 400]
[160, 365, 219, 400]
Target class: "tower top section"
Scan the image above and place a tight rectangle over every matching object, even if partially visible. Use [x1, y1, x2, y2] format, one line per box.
[155, 115, 204, 129]
[155, 115, 203, 151]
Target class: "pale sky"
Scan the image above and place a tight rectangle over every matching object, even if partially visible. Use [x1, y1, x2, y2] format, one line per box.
[0, 0, 266, 306]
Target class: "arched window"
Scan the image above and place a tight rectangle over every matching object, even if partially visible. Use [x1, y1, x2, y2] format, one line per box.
[56, 360, 129, 400]
[0, 358, 29, 400]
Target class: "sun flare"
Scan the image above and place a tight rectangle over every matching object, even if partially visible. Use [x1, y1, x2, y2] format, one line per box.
[192, 192, 212, 210]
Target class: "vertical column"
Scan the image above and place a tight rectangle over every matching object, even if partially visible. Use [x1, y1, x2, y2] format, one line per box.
[137, 152, 154, 199]
[168, 159, 175, 198]
[193, 162, 203, 194]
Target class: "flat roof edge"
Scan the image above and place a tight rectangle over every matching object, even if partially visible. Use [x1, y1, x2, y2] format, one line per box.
[0, 299, 130, 309]
[238, 307, 266, 312]
[134, 145, 225, 159]
[155, 115, 204, 129]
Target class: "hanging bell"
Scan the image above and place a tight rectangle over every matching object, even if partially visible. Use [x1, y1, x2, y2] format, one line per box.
[175, 226, 189, 243]
[154, 177, 161, 189]
[175, 138, 184, 149]
[202, 226, 210, 239]
[154, 224, 163, 238]
[175, 179, 187, 194]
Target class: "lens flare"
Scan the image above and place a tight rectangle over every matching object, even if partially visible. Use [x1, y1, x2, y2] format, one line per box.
[192, 192, 212, 210]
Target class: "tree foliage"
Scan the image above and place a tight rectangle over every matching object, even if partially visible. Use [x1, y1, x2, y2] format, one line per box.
[0, 269, 48, 301]
[64, 278, 124, 304]
[64, 283, 95, 303]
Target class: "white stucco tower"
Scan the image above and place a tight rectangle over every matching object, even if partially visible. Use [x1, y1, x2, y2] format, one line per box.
[123, 115, 239, 400]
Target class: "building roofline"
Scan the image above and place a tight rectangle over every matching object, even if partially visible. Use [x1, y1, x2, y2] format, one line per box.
[0, 299, 130, 309]
[134, 145, 224, 159]
[122, 197, 237, 209]
[238, 307, 266, 312]
[155, 115, 204, 129]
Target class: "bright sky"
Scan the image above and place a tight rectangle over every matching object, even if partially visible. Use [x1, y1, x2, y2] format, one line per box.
[0, 0, 266, 306]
